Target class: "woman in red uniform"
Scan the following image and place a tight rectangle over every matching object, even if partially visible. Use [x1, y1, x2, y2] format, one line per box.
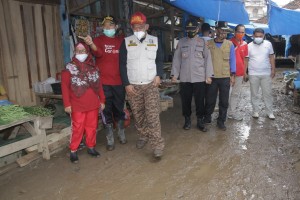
[61, 42, 105, 163]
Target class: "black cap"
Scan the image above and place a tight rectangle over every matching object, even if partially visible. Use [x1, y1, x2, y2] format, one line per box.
[215, 21, 229, 29]
[185, 19, 198, 30]
[101, 15, 117, 25]
[201, 23, 211, 32]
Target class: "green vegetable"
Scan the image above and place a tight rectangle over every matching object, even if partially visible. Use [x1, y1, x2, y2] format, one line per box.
[0, 105, 30, 125]
[23, 106, 52, 117]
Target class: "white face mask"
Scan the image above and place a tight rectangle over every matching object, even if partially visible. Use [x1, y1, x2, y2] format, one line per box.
[134, 31, 145, 40]
[253, 37, 264, 45]
[75, 54, 88, 62]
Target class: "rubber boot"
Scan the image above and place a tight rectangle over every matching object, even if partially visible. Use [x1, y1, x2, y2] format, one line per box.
[183, 116, 191, 130]
[197, 118, 208, 132]
[105, 123, 115, 151]
[70, 151, 78, 163]
[117, 120, 127, 144]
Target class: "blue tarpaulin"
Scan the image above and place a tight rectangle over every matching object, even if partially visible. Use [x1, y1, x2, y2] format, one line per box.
[269, 1, 300, 35]
[164, 0, 250, 24]
[228, 22, 270, 35]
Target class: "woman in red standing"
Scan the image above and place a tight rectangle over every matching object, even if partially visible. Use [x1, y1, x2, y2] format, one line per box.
[61, 42, 105, 163]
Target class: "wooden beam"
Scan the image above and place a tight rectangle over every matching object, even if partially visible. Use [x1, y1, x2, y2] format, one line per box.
[170, 7, 175, 53]
[17, 0, 60, 5]
[0, 135, 43, 157]
[69, 0, 98, 14]
[70, 12, 102, 18]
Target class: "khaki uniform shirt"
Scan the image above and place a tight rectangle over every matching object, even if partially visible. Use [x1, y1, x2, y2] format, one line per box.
[171, 36, 214, 83]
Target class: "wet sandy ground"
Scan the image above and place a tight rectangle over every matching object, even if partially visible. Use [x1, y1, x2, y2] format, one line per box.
[0, 69, 300, 200]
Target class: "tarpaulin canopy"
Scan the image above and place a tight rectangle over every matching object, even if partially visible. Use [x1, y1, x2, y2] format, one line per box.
[269, 1, 300, 35]
[164, 0, 250, 24]
[228, 22, 270, 35]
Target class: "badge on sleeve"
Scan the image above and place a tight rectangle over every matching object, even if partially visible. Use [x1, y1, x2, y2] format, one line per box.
[147, 39, 156, 46]
[128, 40, 137, 46]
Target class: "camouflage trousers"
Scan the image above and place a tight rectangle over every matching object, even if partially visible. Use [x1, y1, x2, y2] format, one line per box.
[127, 82, 165, 151]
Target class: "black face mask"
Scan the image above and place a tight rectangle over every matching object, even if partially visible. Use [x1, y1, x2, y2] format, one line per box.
[187, 30, 197, 38]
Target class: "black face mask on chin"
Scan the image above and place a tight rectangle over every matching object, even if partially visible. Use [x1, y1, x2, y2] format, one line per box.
[187, 30, 197, 38]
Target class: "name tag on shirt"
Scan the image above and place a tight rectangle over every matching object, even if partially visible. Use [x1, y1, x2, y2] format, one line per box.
[147, 44, 156, 46]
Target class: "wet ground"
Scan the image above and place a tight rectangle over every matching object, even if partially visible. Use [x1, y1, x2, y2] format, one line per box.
[0, 69, 300, 200]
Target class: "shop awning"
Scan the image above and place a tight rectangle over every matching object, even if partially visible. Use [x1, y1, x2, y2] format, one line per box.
[269, 1, 300, 35]
[228, 22, 270, 35]
[164, 0, 250, 24]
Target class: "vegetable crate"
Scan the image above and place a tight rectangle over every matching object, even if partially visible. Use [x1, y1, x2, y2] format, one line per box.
[160, 100, 169, 112]
[38, 116, 53, 129]
[166, 98, 173, 108]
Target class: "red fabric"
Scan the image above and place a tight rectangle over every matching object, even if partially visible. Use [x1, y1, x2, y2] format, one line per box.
[69, 109, 99, 151]
[112, 108, 131, 129]
[92, 35, 124, 85]
[230, 38, 248, 76]
[69, 43, 100, 97]
[61, 70, 105, 112]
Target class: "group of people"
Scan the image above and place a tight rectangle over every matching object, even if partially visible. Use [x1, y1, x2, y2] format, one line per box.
[61, 11, 276, 164]
[171, 19, 276, 133]
[61, 12, 164, 163]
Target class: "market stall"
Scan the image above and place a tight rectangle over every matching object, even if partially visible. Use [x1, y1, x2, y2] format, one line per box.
[0, 116, 50, 160]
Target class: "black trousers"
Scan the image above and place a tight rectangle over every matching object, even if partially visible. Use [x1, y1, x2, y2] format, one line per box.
[180, 82, 206, 118]
[205, 78, 230, 122]
[103, 85, 126, 124]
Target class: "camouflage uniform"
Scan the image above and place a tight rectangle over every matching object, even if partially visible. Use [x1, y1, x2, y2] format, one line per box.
[127, 83, 164, 151]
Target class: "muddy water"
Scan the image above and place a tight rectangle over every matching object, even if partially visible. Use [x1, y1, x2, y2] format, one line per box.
[0, 69, 299, 200]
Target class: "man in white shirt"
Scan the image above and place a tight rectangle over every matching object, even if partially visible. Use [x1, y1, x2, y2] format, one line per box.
[201, 23, 213, 41]
[244, 28, 276, 119]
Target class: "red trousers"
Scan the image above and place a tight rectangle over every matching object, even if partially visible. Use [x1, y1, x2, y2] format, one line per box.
[70, 109, 99, 151]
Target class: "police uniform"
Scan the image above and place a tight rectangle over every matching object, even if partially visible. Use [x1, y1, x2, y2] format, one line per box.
[171, 20, 214, 131]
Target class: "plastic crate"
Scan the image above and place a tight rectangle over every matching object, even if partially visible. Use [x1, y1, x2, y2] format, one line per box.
[33, 82, 53, 93]
[50, 82, 62, 95]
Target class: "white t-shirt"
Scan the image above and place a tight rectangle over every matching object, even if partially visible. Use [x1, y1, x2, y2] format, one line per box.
[247, 40, 274, 75]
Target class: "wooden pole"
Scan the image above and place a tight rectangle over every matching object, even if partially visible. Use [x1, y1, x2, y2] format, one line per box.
[170, 7, 175, 54]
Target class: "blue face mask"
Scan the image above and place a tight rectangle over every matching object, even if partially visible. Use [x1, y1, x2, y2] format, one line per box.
[103, 29, 116, 37]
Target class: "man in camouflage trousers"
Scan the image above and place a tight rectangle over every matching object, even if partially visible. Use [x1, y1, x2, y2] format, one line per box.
[119, 12, 164, 159]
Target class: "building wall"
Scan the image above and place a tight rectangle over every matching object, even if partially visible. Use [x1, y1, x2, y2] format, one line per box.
[0, 0, 63, 105]
[245, 0, 266, 21]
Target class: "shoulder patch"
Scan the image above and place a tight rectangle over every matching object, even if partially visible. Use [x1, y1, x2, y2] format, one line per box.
[128, 40, 137, 46]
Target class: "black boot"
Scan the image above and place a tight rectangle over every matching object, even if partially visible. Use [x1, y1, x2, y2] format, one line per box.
[117, 120, 127, 144]
[87, 148, 100, 157]
[105, 123, 115, 151]
[217, 120, 226, 131]
[197, 118, 208, 132]
[183, 116, 191, 130]
[70, 151, 78, 163]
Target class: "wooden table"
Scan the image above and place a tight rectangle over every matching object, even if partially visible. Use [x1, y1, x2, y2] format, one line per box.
[35, 92, 62, 106]
[0, 117, 50, 160]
